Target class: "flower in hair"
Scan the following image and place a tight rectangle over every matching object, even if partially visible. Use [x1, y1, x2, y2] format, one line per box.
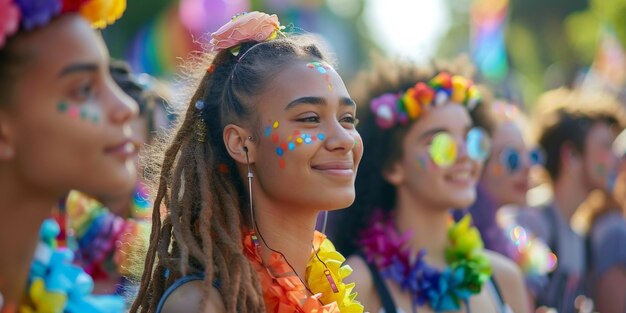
[0, 0, 20, 47]
[15, 0, 62, 31]
[371, 72, 482, 130]
[79, 0, 126, 29]
[61, 0, 89, 13]
[0, 0, 126, 50]
[209, 11, 284, 52]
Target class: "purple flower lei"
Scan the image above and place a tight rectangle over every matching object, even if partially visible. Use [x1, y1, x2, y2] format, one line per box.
[358, 210, 491, 313]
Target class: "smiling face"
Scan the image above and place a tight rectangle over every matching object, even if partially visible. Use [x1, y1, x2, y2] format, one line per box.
[0, 15, 138, 202]
[481, 122, 532, 206]
[247, 60, 363, 212]
[386, 104, 483, 210]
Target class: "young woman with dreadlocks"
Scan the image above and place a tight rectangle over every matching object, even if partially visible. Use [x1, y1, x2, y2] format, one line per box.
[331, 57, 530, 313]
[130, 11, 364, 313]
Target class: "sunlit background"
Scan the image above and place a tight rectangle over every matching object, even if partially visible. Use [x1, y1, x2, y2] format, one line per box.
[102, 0, 626, 107]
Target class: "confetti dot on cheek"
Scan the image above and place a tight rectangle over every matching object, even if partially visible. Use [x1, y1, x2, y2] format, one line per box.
[279, 159, 286, 169]
[296, 138, 303, 144]
[264, 126, 272, 137]
[288, 142, 296, 150]
[276, 147, 284, 156]
[317, 133, 325, 141]
[273, 121, 279, 129]
[68, 106, 80, 118]
[272, 134, 279, 144]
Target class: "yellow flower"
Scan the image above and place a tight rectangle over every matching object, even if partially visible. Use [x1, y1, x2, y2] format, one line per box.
[451, 75, 469, 103]
[20, 278, 67, 313]
[306, 232, 364, 313]
[402, 89, 421, 119]
[80, 0, 126, 29]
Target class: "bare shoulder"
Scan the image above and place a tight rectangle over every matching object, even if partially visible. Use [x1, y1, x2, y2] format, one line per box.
[161, 280, 226, 313]
[486, 250, 530, 313]
[345, 254, 380, 312]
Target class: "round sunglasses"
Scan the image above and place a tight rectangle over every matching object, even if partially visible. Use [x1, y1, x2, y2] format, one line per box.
[428, 127, 491, 167]
[499, 147, 545, 174]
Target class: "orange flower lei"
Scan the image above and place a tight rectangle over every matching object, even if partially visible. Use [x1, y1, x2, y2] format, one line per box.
[243, 231, 363, 313]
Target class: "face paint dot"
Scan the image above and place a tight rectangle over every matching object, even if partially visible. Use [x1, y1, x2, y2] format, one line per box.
[288, 142, 296, 150]
[296, 137, 303, 144]
[293, 130, 301, 136]
[272, 121, 279, 129]
[304, 137, 313, 144]
[317, 133, 325, 141]
[272, 133, 279, 144]
[57, 102, 68, 112]
[264, 126, 272, 137]
[276, 147, 284, 156]
[68, 106, 80, 118]
[317, 67, 327, 74]
[279, 159, 286, 169]
[287, 135, 292, 141]
[280, 142, 288, 150]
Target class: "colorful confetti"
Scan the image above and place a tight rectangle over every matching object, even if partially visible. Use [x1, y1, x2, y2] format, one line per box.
[306, 61, 333, 91]
[57, 102, 101, 124]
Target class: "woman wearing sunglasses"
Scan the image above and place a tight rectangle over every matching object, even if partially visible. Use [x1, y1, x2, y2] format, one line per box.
[467, 102, 555, 305]
[332, 59, 529, 313]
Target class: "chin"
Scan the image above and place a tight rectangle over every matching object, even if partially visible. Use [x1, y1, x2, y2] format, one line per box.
[449, 190, 477, 209]
[322, 189, 355, 211]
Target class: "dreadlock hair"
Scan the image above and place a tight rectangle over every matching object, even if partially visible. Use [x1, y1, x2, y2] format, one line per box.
[329, 56, 495, 257]
[130, 34, 331, 313]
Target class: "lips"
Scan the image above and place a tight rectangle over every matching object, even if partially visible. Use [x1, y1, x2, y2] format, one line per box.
[311, 161, 355, 177]
[104, 140, 138, 158]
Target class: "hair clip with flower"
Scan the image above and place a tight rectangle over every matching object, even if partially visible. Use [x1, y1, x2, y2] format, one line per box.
[0, 0, 126, 49]
[370, 72, 482, 130]
[208, 11, 285, 55]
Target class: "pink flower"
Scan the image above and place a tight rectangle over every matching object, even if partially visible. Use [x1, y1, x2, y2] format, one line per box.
[209, 11, 282, 52]
[0, 0, 21, 49]
[370, 93, 400, 129]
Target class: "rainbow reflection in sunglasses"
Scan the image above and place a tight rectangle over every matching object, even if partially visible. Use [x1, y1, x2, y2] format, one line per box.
[428, 127, 491, 167]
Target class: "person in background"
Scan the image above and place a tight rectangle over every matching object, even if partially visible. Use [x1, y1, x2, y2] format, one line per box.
[573, 125, 626, 313]
[332, 57, 529, 313]
[0, 1, 135, 311]
[516, 88, 626, 313]
[55, 60, 172, 295]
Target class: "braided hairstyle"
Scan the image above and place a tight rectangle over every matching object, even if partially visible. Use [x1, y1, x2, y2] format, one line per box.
[130, 34, 332, 313]
[330, 56, 495, 257]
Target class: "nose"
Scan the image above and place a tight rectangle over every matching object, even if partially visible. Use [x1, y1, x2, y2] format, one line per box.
[323, 120, 355, 152]
[107, 79, 139, 125]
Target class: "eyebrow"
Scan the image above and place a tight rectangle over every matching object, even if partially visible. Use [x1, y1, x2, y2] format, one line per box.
[58, 63, 99, 77]
[285, 96, 356, 110]
[419, 128, 448, 140]
[419, 124, 474, 140]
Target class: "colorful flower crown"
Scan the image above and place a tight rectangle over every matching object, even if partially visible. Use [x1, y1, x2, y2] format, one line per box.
[0, 0, 126, 49]
[209, 11, 285, 53]
[370, 72, 482, 129]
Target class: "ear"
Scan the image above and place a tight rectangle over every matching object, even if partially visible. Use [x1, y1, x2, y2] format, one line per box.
[383, 161, 404, 186]
[0, 112, 15, 161]
[223, 123, 255, 165]
[560, 142, 579, 170]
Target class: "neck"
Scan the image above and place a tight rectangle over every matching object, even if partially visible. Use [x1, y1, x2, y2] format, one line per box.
[251, 188, 319, 286]
[0, 167, 56, 306]
[394, 186, 450, 267]
[553, 174, 589, 222]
